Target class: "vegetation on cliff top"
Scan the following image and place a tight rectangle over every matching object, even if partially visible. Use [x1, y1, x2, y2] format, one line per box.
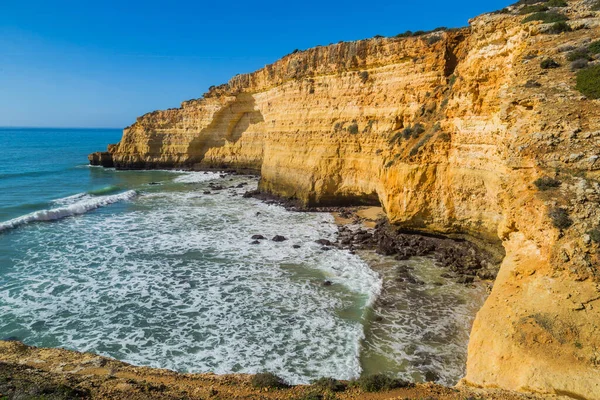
[251, 372, 290, 389]
[352, 374, 412, 393]
[549, 207, 573, 229]
[576, 65, 600, 99]
[522, 11, 568, 23]
[534, 176, 562, 190]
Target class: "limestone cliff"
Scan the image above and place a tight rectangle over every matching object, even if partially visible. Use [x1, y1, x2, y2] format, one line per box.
[90, 1, 600, 398]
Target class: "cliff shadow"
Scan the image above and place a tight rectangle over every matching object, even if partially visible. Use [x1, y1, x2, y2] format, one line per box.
[186, 93, 264, 168]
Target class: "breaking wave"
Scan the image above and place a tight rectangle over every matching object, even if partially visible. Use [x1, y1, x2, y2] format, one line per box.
[0, 190, 137, 233]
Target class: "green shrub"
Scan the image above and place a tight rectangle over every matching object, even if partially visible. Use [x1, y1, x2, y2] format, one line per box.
[540, 58, 560, 69]
[592, 1, 600, 11]
[312, 377, 347, 392]
[355, 374, 412, 392]
[449, 74, 457, 86]
[588, 226, 600, 243]
[567, 49, 592, 62]
[427, 35, 443, 45]
[547, 0, 567, 6]
[412, 123, 425, 137]
[519, 4, 549, 14]
[534, 176, 561, 190]
[522, 11, 568, 23]
[359, 71, 369, 83]
[251, 372, 290, 389]
[438, 132, 451, 141]
[514, 0, 547, 5]
[410, 134, 433, 156]
[347, 123, 359, 135]
[549, 207, 573, 229]
[395, 30, 413, 38]
[588, 40, 600, 54]
[547, 21, 572, 33]
[576, 65, 600, 99]
[294, 392, 325, 400]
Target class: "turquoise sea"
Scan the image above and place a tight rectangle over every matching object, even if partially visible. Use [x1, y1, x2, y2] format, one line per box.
[0, 127, 486, 385]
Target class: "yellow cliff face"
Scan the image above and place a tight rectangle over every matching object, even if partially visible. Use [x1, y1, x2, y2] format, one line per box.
[91, 1, 600, 397]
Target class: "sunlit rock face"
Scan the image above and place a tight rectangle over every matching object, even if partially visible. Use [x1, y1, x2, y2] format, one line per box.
[90, 1, 600, 397]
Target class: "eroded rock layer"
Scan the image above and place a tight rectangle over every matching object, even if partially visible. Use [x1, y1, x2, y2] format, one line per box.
[91, 1, 600, 398]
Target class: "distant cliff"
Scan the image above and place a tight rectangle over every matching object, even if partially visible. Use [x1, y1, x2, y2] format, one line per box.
[90, 1, 600, 398]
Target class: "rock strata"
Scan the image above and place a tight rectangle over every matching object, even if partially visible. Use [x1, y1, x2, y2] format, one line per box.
[89, 0, 600, 397]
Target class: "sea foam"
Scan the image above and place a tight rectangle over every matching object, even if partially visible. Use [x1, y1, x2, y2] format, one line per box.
[0, 175, 380, 384]
[0, 190, 137, 233]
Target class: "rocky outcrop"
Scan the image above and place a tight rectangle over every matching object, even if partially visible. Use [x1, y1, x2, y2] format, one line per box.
[90, 1, 600, 398]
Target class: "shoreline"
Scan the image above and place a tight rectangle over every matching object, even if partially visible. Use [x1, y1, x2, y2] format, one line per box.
[0, 340, 545, 399]
[0, 170, 530, 398]
[327, 206, 494, 385]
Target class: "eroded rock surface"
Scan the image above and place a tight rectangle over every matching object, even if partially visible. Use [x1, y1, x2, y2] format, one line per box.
[90, 1, 600, 397]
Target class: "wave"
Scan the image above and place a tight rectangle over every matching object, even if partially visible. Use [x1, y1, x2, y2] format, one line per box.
[0, 169, 64, 180]
[87, 185, 122, 196]
[52, 193, 89, 206]
[0, 190, 137, 233]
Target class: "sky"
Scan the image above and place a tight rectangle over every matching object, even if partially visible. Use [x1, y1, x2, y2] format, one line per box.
[0, 0, 511, 128]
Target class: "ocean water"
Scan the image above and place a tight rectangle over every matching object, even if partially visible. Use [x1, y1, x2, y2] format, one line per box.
[0, 127, 486, 385]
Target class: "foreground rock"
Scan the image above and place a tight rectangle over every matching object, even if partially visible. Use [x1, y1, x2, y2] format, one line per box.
[89, 0, 600, 397]
[334, 217, 501, 283]
[0, 341, 544, 400]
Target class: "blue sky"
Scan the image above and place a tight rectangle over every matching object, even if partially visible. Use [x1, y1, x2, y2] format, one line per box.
[1, 0, 510, 128]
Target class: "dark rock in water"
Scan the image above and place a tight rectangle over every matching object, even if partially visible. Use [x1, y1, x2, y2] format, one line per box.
[457, 275, 475, 284]
[236, 182, 248, 188]
[477, 269, 497, 280]
[272, 235, 288, 242]
[315, 239, 333, 246]
[255, 212, 261, 216]
[210, 185, 225, 191]
[292, 244, 301, 249]
[251, 235, 266, 240]
[250, 240, 261, 245]
[321, 247, 332, 251]
[148, 182, 161, 185]
[243, 190, 260, 198]
[424, 370, 440, 382]
[203, 191, 211, 194]
[323, 280, 333, 286]
[2, 336, 20, 342]
[339, 210, 353, 219]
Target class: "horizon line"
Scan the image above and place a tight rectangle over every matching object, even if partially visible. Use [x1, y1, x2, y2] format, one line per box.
[0, 126, 124, 130]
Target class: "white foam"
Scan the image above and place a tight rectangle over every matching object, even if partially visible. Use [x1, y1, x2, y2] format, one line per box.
[0, 190, 137, 233]
[172, 171, 223, 184]
[52, 193, 89, 206]
[0, 176, 379, 384]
